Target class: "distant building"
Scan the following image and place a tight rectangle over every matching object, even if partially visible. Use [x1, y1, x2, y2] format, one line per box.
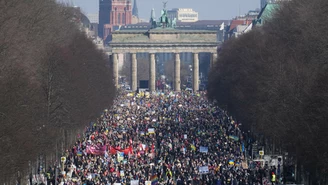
[261, 0, 291, 9]
[98, 0, 133, 41]
[132, 0, 139, 18]
[87, 13, 99, 24]
[131, 0, 139, 24]
[233, 3, 280, 35]
[253, 3, 280, 26]
[114, 20, 229, 65]
[261, 0, 268, 9]
[225, 9, 260, 38]
[167, 8, 199, 22]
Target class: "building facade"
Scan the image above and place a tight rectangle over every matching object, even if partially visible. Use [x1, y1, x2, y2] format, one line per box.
[87, 13, 99, 24]
[98, 0, 133, 40]
[167, 8, 199, 22]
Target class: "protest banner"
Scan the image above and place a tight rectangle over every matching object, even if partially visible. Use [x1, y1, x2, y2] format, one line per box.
[148, 128, 155, 134]
[86, 145, 106, 155]
[199, 166, 209, 174]
[131, 180, 139, 185]
[199, 146, 208, 153]
[117, 152, 124, 162]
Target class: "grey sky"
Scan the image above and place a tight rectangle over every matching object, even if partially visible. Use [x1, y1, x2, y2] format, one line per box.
[70, 0, 260, 20]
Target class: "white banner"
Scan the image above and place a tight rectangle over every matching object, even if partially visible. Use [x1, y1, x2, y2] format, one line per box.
[131, 180, 139, 185]
[199, 166, 209, 174]
[199, 146, 208, 153]
[148, 128, 155, 134]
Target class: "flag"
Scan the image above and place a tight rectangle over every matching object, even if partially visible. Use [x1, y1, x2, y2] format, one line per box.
[150, 174, 158, 185]
[151, 144, 155, 153]
[228, 135, 239, 141]
[190, 144, 196, 151]
[86, 145, 106, 155]
[117, 152, 124, 162]
[220, 22, 225, 30]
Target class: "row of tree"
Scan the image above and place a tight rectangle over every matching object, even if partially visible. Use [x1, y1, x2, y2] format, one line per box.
[0, 0, 115, 183]
[208, 0, 328, 183]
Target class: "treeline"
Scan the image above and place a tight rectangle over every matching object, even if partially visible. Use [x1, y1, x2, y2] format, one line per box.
[0, 0, 115, 183]
[208, 0, 328, 183]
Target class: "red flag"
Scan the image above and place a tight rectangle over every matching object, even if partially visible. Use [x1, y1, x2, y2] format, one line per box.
[151, 144, 155, 153]
[123, 146, 133, 155]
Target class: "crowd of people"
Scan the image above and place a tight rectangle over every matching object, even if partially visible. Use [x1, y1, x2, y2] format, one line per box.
[43, 89, 278, 185]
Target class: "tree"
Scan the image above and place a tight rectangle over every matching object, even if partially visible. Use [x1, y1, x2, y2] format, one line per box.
[0, 0, 116, 183]
[208, 0, 328, 183]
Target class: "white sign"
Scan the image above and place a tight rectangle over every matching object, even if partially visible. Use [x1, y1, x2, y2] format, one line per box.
[200, 146, 208, 153]
[130, 180, 139, 185]
[184, 134, 187, 139]
[145, 181, 151, 185]
[148, 128, 155, 134]
[199, 166, 209, 174]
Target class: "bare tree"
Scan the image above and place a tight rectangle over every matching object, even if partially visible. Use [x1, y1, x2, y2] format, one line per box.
[208, 0, 328, 182]
[0, 0, 116, 183]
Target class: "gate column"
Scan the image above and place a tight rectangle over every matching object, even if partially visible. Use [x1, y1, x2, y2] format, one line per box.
[193, 52, 199, 92]
[211, 52, 218, 68]
[131, 53, 137, 91]
[149, 53, 156, 92]
[112, 53, 118, 88]
[174, 53, 181, 92]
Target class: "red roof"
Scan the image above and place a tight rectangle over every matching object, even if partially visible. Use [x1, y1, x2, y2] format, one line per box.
[229, 19, 253, 31]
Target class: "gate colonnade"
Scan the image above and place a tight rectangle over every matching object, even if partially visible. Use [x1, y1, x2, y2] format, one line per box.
[107, 29, 220, 92]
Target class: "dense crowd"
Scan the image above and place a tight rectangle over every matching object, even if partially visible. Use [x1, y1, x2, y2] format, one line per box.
[44, 89, 277, 185]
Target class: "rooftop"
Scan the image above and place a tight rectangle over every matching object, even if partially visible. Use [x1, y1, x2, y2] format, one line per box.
[119, 20, 230, 31]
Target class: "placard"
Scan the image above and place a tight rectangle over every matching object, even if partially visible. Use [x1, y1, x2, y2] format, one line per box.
[148, 128, 155, 134]
[199, 146, 208, 153]
[199, 166, 209, 174]
[130, 180, 139, 185]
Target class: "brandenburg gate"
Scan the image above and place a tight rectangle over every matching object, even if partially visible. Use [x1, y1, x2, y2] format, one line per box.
[107, 4, 219, 92]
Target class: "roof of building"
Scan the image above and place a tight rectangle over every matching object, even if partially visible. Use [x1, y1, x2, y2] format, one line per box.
[178, 20, 229, 26]
[228, 19, 252, 31]
[132, 0, 139, 18]
[119, 20, 230, 31]
[257, 3, 280, 24]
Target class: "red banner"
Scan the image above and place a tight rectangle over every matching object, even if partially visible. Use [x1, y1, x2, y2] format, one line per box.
[109, 146, 133, 155]
[86, 145, 106, 155]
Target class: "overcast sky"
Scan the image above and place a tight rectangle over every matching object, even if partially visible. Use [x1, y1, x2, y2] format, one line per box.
[68, 0, 260, 20]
